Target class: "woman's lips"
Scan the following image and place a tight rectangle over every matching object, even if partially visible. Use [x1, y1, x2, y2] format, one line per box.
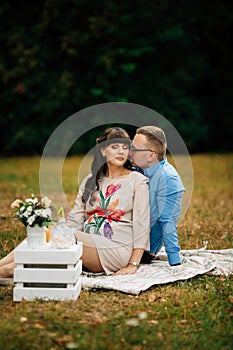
[116, 157, 124, 161]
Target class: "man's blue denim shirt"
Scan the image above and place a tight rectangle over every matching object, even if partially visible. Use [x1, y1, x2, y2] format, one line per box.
[144, 158, 185, 265]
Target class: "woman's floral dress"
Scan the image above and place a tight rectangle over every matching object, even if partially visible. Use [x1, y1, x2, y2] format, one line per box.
[68, 171, 150, 274]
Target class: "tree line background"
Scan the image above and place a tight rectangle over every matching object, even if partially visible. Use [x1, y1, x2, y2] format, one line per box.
[0, 0, 232, 155]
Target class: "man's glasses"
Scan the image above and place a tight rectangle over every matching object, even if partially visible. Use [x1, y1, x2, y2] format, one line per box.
[130, 143, 156, 153]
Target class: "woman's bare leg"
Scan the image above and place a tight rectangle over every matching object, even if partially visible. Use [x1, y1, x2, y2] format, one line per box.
[0, 240, 27, 278]
[75, 231, 104, 273]
[0, 250, 14, 267]
[0, 262, 15, 278]
[0, 250, 15, 277]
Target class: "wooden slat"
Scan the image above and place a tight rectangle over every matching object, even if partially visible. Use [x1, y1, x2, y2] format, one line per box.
[14, 260, 82, 284]
[13, 278, 81, 301]
[14, 241, 83, 264]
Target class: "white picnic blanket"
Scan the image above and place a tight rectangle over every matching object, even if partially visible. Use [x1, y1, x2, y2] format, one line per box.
[81, 248, 233, 295]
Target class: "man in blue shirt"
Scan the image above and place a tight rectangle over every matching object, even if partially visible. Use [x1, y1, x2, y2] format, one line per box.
[131, 126, 185, 266]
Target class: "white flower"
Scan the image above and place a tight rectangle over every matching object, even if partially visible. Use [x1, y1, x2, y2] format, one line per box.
[27, 215, 36, 226]
[25, 198, 38, 205]
[19, 206, 25, 212]
[26, 206, 32, 214]
[41, 196, 52, 208]
[21, 211, 29, 218]
[22, 207, 32, 217]
[43, 208, 52, 218]
[35, 209, 43, 217]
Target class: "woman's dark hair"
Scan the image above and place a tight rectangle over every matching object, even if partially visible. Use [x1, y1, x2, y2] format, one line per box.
[82, 127, 132, 203]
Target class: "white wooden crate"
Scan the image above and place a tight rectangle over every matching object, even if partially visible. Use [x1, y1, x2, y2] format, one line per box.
[13, 240, 83, 301]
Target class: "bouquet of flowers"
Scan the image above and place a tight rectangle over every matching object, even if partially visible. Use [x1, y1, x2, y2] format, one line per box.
[11, 193, 54, 227]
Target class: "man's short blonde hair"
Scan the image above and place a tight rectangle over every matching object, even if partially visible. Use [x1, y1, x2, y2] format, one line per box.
[136, 126, 167, 161]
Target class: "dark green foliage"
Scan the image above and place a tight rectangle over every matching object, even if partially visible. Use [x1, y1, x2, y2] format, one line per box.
[0, 1, 232, 155]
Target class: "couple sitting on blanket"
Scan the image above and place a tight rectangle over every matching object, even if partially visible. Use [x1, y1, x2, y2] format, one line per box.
[0, 125, 185, 283]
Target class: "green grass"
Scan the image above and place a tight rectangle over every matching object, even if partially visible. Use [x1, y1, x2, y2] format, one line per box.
[0, 155, 232, 350]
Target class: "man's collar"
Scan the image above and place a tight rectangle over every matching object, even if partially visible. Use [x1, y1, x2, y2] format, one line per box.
[144, 158, 166, 177]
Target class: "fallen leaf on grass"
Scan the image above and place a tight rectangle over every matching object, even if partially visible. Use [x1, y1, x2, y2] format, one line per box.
[47, 332, 58, 337]
[65, 343, 79, 349]
[34, 323, 45, 329]
[160, 298, 167, 302]
[53, 335, 73, 346]
[138, 311, 147, 320]
[180, 319, 187, 324]
[149, 320, 159, 325]
[126, 318, 139, 327]
[148, 294, 156, 302]
[90, 313, 108, 324]
[157, 332, 164, 341]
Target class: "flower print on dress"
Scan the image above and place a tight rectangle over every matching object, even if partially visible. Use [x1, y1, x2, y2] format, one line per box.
[84, 183, 124, 237]
[98, 184, 121, 210]
[107, 209, 125, 222]
[105, 184, 121, 198]
[103, 222, 113, 240]
[107, 198, 119, 212]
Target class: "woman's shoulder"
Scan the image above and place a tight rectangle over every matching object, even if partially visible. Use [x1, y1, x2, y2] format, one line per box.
[128, 170, 148, 183]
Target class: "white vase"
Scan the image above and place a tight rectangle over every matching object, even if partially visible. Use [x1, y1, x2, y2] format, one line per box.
[27, 225, 46, 248]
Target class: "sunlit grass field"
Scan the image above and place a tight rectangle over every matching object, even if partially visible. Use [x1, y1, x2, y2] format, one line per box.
[0, 155, 232, 350]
